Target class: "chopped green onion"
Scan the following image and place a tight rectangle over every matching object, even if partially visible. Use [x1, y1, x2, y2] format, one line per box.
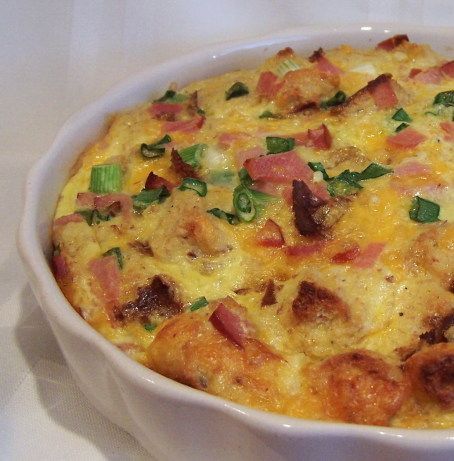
[196, 107, 205, 116]
[76, 209, 111, 226]
[209, 170, 235, 185]
[89, 164, 122, 193]
[225, 82, 249, 100]
[433, 91, 454, 107]
[207, 208, 238, 225]
[132, 187, 169, 212]
[140, 134, 171, 159]
[154, 90, 187, 103]
[327, 178, 362, 197]
[178, 143, 207, 167]
[392, 108, 412, 122]
[276, 59, 300, 77]
[233, 184, 273, 222]
[320, 91, 347, 109]
[103, 247, 123, 269]
[238, 167, 253, 186]
[178, 178, 207, 197]
[409, 196, 440, 223]
[259, 110, 282, 119]
[266, 136, 295, 154]
[395, 122, 409, 132]
[189, 297, 209, 311]
[308, 162, 330, 180]
[144, 322, 157, 332]
[357, 163, 393, 180]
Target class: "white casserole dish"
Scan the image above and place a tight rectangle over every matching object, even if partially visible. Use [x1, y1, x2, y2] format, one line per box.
[18, 24, 454, 460]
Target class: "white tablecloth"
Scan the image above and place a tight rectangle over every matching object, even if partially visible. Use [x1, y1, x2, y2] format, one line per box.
[1, 1, 452, 459]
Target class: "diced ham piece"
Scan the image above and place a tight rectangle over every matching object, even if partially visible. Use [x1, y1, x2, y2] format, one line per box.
[256, 71, 283, 99]
[408, 68, 422, 79]
[52, 254, 70, 279]
[148, 103, 183, 118]
[352, 242, 386, 269]
[145, 172, 176, 190]
[411, 67, 443, 85]
[440, 60, 454, 78]
[387, 128, 426, 149]
[440, 121, 454, 142]
[369, 76, 398, 109]
[308, 48, 343, 75]
[163, 115, 205, 133]
[244, 151, 313, 183]
[394, 160, 431, 176]
[94, 193, 133, 218]
[236, 146, 265, 168]
[89, 255, 120, 310]
[76, 192, 97, 209]
[376, 34, 409, 51]
[256, 219, 285, 247]
[286, 241, 325, 257]
[331, 245, 361, 264]
[307, 124, 332, 150]
[53, 213, 84, 227]
[209, 303, 249, 348]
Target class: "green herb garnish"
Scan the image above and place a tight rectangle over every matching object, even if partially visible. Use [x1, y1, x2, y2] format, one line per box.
[225, 82, 249, 100]
[76, 209, 111, 226]
[207, 208, 238, 225]
[395, 122, 409, 132]
[266, 136, 295, 154]
[320, 91, 347, 109]
[233, 184, 273, 222]
[178, 178, 207, 197]
[276, 59, 300, 77]
[140, 134, 171, 159]
[154, 90, 187, 103]
[178, 143, 207, 167]
[308, 162, 330, 180]
[189, 297, 209, 311]
[132, 187, 169, 212]
[357, 163, 393, 180]
[89, 164, 122, 193]
[103, 247, 123, 269]
[409, 196, 440, 223]
[144, 322, 157, 332]
[433, 90, 454, 107]
[392, 108, 412, 122]
[238, 167, 253, 186]
[208, 170, 235, 185]
[259, 110, 282, 119]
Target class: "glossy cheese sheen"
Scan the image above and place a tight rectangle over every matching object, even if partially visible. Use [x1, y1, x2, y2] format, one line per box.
[53, 38, 454, 428]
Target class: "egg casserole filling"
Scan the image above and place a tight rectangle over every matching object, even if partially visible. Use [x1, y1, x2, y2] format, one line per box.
[52, 35, 454, 428]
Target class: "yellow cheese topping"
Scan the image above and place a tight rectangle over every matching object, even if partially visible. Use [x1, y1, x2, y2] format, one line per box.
[53, 36, 454, 428]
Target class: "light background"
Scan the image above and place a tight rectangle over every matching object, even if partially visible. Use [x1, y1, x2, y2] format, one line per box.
[1, 1, 452, 459]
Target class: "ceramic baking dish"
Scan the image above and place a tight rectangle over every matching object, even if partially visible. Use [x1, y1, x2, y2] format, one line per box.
[18, 24, 454, 460]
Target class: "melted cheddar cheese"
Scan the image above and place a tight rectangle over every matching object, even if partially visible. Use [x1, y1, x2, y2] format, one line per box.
[53, 35, 454, 428]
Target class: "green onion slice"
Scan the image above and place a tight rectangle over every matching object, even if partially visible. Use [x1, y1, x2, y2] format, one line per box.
[225, 82, 249, 100]
[357, 163, 393, 180]
[320, 91, 347, 109]
[209, 170, 235, 185]
[327, 178, 362, 197]
[154, 90, 187, 103]
[179, 178, 207, 197]
[433, 91, 454, 107]
[132, 187, 170, 212]
[140, 134, 171, 159]
[233, 184, 273, 222]
[178, 143, 207, 167]
[144, 322, 157, 332]
[409, 196, 440, 223]
[395, 122, 409, 132]
[266, 136, 295, 154]
[89, 164, 122, 193]
[276, 59, 300, 77]
[238, 167, 253, 187]
[76, 209, 111, 226]
[103, 247, 123, 269]
[259, 110, 282, 119]
[207, 208, 238, 225]
[392, 108, 412, 122]
[189, 296, 209, 311]
[308, 162, 330, 180]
